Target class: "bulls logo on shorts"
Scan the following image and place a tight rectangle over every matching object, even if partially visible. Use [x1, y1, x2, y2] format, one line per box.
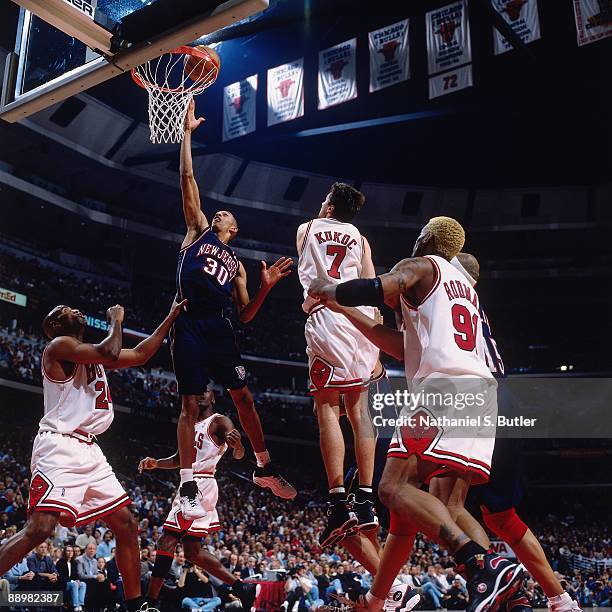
[28, 472, 52, 511]
[310, 357, 334, 390]
[399, 409, 441, 455]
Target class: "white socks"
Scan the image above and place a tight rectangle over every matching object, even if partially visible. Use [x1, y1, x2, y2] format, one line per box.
[255, 450, 270, 468]
[179, 468, 193, 485]
[549, 592, 573, 609]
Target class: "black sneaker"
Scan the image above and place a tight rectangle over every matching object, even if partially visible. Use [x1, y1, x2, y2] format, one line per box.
[466, 553, 525, 612]
[235, 581, 258, 610]
[252, 463, 297, 499]
[319, 497, 358, 547]
[504, 591, 533, 612]
[352, 495, 379, 532]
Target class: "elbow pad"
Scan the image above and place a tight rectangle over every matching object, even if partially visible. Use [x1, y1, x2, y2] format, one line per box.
[335, 277, 384, 307]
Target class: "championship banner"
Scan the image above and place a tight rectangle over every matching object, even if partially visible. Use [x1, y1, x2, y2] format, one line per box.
[267, 59, 304, 126]
[492, 0, 541, 55]
[0, 287, 27, 307]
[368, 19, 410, 93]
[429, 64, 473, 99]
[573, 0, 612, 46]
[223, 75, 258, 141]
[318, 38, 357, 110]
[426, 1, 472, 75]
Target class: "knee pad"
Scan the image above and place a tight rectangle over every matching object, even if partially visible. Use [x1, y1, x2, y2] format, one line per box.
[481, 506, 528, 546]
[389, 511, 417, 537]
[151, 550, 174, 578]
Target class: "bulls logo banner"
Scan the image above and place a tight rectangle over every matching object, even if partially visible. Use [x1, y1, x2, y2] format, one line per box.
[223, 75, 257, 142]
[368, 19, 410, 93]
[267, 59, 304, 126]
[318, 38, 357, 110]
[426, 1, 472, 75]
[573, 0, 612, 46]
[492, 0, 541, 55]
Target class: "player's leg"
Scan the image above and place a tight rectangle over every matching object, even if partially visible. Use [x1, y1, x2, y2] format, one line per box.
[228, 385, 296, 499]
[0, 511, 58, 575]
[482, 508, 576, 610]
[183, 538, 258, 608]
[171, 318, 211, 518]
[106, 506, 143, 610]
[342, 531, 381, 576]
[344, 388, 378, 531]
[148, 532, 179, 602]
[314, 389, 359, 546]
[430, 475, 490, 548]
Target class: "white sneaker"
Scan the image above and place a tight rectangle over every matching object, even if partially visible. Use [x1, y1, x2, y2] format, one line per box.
[178, 480, 208, 520]
[384, 584, 420, 612]
[549, 592, 582, 612]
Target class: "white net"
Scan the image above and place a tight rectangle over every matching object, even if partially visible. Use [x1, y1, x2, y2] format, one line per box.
[132, 47, 218, 144]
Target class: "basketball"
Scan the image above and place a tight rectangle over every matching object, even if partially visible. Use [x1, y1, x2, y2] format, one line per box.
[185, 45, 220, 85]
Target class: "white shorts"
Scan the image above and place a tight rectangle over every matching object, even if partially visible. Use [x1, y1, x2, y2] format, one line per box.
[163, 475, 221, 539]
[29, 431, 130, 527]
[387, 376, 498, 485]
[305, 307, 379, 394]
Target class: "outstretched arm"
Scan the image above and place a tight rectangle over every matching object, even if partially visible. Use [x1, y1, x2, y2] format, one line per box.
[180, 98, 209, 249]
[47, 305, 124, 366]
[308, 257, 433, 307]
[232, 258, 293, 324]
[108, 299, 187, 369]
[138, 451, 179, 472]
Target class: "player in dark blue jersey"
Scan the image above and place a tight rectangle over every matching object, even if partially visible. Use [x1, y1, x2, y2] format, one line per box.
[453, 254, 579, 612]
[174, 100, 296, 518]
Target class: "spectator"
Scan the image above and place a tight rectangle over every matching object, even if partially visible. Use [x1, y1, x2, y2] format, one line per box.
[26, 542, 59, 591]
[3, 557, 34, 592]
[57, 545, 86, 612]
[180, 565, 222, 611]
[443, 578, 468, 610]
[76, 525, 96, 550]
[77, 542, 99, 610]
[96, 529, 116, 559]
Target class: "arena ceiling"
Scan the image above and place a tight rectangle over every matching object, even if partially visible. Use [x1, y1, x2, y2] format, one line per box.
[1, 0, 610, 187]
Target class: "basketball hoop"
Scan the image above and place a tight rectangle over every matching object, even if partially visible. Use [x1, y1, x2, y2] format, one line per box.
[132, 45, 220, 144]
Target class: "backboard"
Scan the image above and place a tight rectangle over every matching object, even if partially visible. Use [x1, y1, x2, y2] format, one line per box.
[1, 0, 269, 122]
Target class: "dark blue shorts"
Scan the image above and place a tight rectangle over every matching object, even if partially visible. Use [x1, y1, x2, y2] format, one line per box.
[170, 313, 247, 395]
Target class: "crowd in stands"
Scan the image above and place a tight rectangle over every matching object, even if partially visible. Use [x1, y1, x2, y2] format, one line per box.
[1, 423, 610, 612]
[0, 250, 308, 363]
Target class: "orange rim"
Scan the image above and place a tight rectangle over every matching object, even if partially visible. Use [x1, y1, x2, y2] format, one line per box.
[131, 45, 219, 93]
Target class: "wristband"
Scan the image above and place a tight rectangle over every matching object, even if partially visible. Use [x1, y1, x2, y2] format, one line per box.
[335, 277, 384, 306]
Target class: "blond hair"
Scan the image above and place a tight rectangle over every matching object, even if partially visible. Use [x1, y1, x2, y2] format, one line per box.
[425, 216, 465, 260]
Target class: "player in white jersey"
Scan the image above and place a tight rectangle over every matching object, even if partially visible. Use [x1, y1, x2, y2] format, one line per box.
[309, 217, 524, 612]
[0, 299, 186, 612]
[297, 183, 380, 547]
[137, 390, 256, 611]
[452, 253, 580, 612]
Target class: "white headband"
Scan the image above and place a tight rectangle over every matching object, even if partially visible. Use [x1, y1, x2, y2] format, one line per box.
[450, 256, 477, 287]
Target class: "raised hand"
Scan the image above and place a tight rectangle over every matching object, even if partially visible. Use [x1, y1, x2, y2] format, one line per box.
[138, 457, 158, 473]
[184, 98, 205, 133]
[260, 257, 293, 290]
[169, 299, 188, 320]
[106, 305, 124, 324]
[226, 429, 245, 459]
